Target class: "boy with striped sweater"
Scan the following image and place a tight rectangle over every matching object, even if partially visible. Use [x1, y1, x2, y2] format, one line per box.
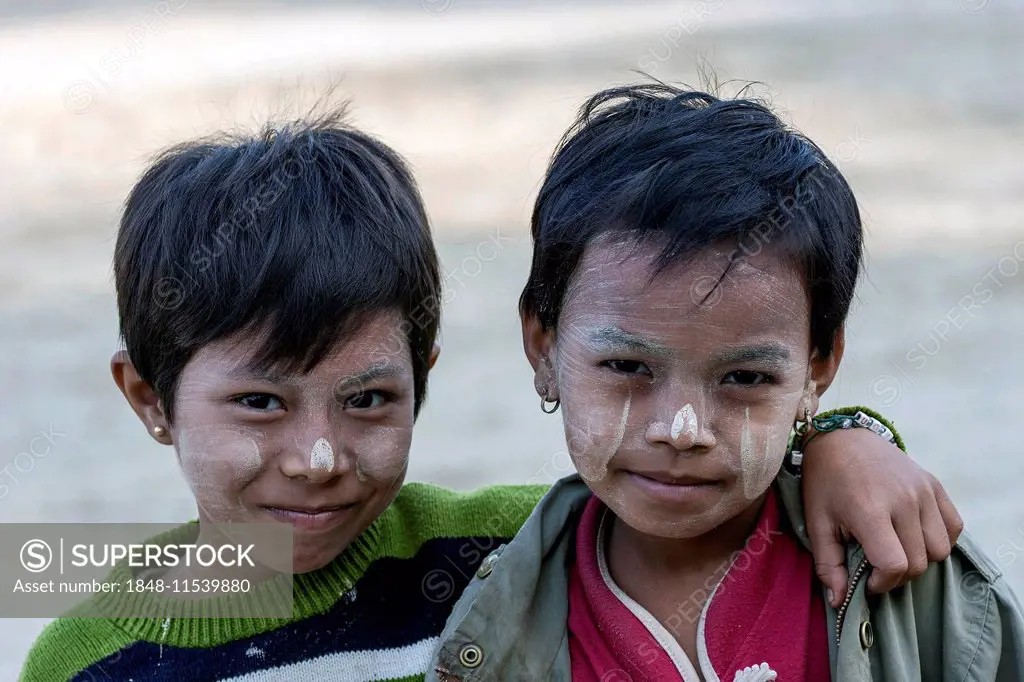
[21, 107, 964, 681]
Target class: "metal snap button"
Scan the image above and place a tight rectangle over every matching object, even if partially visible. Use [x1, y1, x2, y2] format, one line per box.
[459, 643, 483, 668]
[476, 546, 504, 579]
[859, 620, 874, 649]
[476, 559, 494, 578]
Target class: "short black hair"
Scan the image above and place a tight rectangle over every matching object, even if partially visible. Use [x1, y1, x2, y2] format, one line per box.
[114, 107, 441, 422]
[520, 83, 863, 359]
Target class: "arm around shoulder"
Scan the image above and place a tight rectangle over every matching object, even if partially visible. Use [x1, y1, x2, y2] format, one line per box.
[384, 482, 550, 546]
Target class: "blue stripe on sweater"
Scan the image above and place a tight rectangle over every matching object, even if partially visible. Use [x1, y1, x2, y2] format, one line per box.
[71, 535, 504, 681]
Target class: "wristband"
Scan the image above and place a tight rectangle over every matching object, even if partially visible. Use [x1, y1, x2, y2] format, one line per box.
[786, 406, 903, 472]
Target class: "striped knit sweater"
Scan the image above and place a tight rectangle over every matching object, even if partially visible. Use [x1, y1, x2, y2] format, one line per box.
[19, 482, 548, 682]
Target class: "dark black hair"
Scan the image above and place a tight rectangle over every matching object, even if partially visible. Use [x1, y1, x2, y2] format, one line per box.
[520, 83, 862, 359]
[114, 107, 441, 422]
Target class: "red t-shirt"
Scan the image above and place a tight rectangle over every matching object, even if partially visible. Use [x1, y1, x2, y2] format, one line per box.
[567, 488, 831, 681]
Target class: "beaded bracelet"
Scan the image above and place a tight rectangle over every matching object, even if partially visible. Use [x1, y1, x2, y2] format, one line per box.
[786, 408, 902, 472]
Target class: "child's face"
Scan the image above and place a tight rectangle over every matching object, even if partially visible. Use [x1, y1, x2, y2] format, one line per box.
[169, 311, 415, 573]
[529, 237, 839, 540]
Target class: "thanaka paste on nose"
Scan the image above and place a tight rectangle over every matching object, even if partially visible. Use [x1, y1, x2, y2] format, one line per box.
[310, 437, 335, 472]
[670, 403, 698, 441]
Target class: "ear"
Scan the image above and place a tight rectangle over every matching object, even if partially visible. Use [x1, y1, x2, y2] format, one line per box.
[110, 350, 172, 444]
[521, 312, 558, 400]
[798, 326, 845, 420]
[428, 341, 441, 370]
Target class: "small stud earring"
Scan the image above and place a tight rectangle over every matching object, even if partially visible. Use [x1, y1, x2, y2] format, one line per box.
[152, 425, 167, 438]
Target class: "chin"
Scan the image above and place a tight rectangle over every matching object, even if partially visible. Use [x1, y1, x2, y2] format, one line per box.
[621, 506, 725, 539]
[292, 546, 340, 574]
[603, 487, 733, 539]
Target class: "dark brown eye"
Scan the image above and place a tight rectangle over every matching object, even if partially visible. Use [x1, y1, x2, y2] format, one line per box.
[603, 360, 652, 376]
[344, 391, 389, 409]
[236, 394, 283, 410]
[722, 371, 771, 386]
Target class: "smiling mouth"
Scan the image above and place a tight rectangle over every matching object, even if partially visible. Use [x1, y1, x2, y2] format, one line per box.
[625, 472, 721, 503]
[261, 504, 358, 531]
[630, 471, 719, 486]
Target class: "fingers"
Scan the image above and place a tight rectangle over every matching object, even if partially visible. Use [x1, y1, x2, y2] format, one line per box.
[853, 512, 912, 596]
[806, 517, 851, 608]
[932, 477, 965, 547]
[920, 491, 953, 563]
[856, 482, 957, 595]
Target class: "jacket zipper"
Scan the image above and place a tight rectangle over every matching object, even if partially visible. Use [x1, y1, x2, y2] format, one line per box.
[835, 557, 870, 637]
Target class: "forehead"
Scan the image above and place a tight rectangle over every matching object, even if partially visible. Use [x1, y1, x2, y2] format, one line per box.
[560, 237, 810, 343]
[186, 310, 411, 377]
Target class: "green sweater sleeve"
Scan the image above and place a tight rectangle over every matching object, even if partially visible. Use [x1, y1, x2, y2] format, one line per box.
[376, 482, 550, 556]
[19, 617, 135, 682]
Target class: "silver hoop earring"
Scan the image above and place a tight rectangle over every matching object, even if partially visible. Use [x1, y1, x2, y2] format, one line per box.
[540, 396, 560, 414]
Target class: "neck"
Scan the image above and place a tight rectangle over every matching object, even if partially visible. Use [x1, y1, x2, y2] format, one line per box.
[160, 516, 287, 588]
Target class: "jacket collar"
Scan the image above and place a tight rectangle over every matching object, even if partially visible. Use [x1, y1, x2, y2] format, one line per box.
[431, 475, 591, 680]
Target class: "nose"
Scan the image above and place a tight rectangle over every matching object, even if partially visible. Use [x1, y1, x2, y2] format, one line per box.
[645, 401, 715, 454]
[279, 433, 352, 483]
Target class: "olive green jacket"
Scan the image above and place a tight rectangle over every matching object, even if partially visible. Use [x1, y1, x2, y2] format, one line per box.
[427, 471, 1024, 681]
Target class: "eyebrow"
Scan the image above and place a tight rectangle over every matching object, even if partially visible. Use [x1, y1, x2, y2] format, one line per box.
[713, 343, 793, 368]
[225, 365, 296, 385]
[226, 360, 404, 391]
[583, 325, 673, 358]
[332, 362, 405, 393]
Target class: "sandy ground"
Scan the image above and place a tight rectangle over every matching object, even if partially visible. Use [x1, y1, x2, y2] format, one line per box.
[1, 0, 1023, 674]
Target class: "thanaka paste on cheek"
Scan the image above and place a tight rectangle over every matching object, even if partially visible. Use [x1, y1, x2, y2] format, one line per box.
[234, 437, 264, 480]
[571, 393, 631, 482]
[740, 408, 793, 500]
[739, 406, 755, 498]
[351, 426, 411, 485]
[176, 425, 265, 516]
[744, 423, 776, 500]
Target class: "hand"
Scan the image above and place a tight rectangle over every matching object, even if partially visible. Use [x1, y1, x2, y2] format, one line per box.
[801, 427, 963, 608]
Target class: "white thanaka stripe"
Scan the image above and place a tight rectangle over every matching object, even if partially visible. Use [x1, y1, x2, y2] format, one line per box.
[221, 636, 438, 681]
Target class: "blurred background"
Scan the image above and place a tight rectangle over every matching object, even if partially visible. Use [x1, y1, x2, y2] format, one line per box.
[1, 0, 1022, 672]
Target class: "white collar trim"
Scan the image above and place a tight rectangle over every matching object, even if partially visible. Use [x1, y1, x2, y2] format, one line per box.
[595, 509, 778, 682]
